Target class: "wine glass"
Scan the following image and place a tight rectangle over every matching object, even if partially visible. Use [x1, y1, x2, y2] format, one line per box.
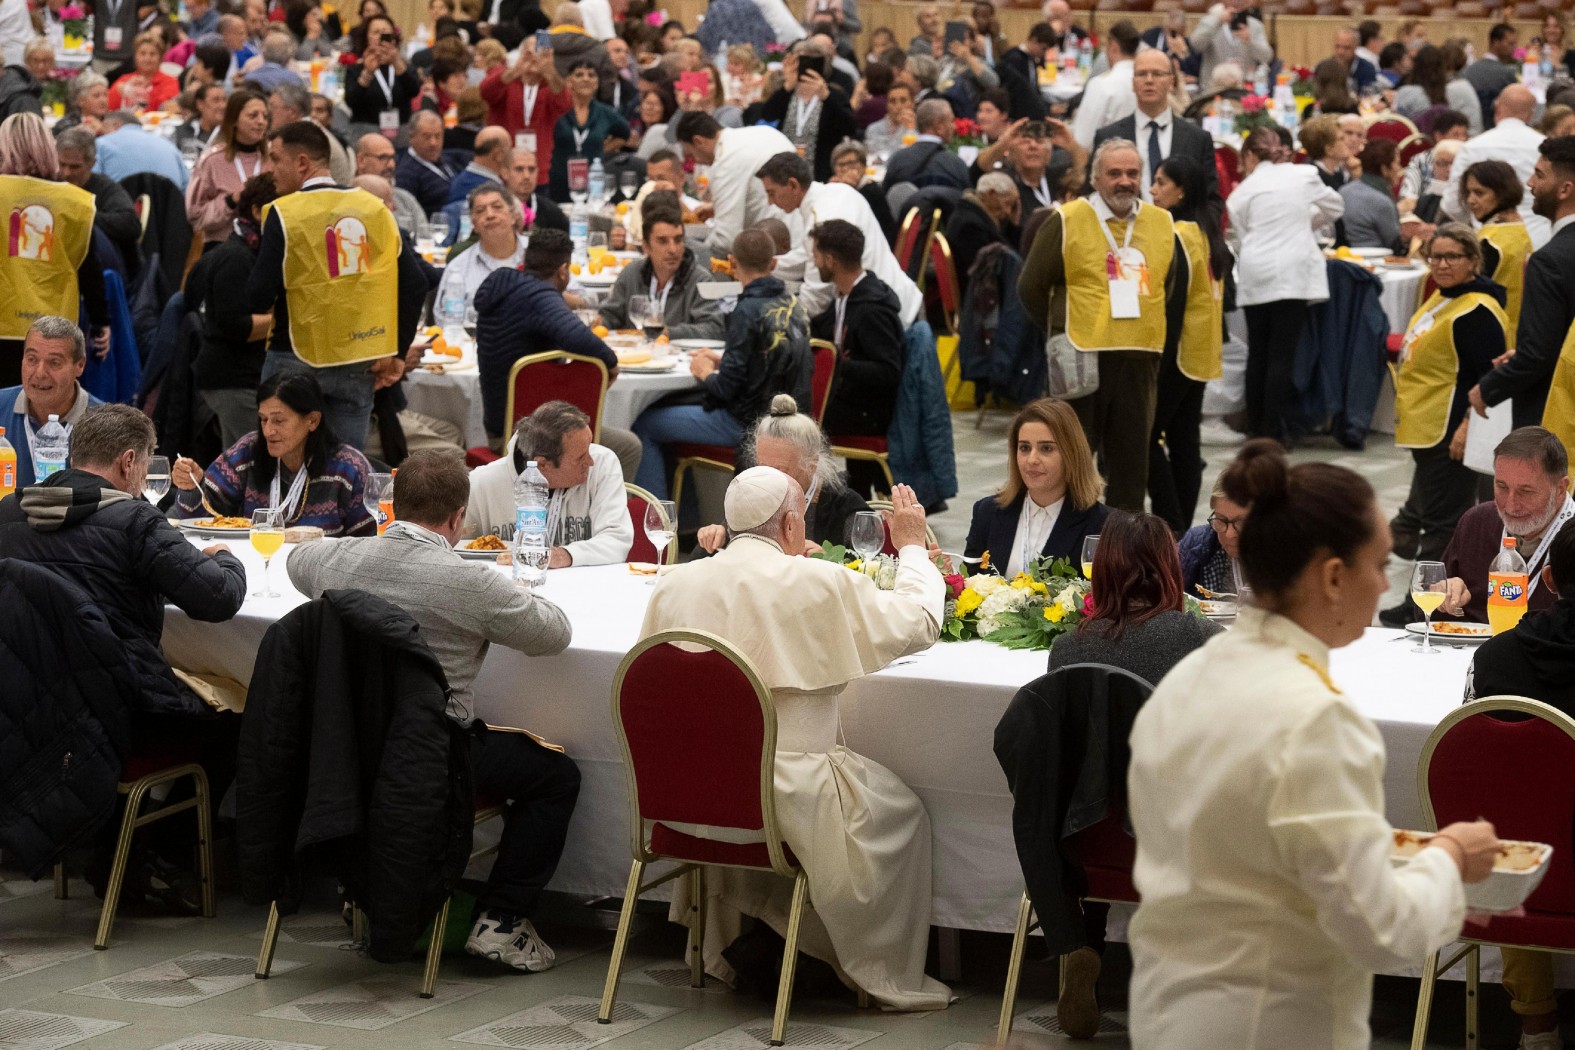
[1081, 534, 1099, 580]
[849, 510, 884, 562]
[628, 294, 652, 339]
[428, 217, 450, 247]
[1411, 560, 1447, 655]
[249, 508, 284, 599]
[619, 170, 639, 199]
[143, 455, 170, 506]
[368, 472, 394, 534]
[643, 499, 675, 580]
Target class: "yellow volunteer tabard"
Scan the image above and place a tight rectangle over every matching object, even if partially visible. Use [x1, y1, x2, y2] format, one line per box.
[1059, 196, 1173, 354]
[1394, 290, 1507, 449]
[268, 187, 400, 367]
[1541, 322, 1575, 474]
[1479, 222, 1533, 350]
[0, 175, 96, 340]
[1174, 220, 1223, 382]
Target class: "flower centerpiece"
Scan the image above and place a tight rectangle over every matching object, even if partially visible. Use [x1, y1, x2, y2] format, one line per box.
[951, 117, 986, 150]
[59, 4, 87, 50]
[942, 555, 1092, 650]
[1288, 65, 1315, 97]
[40, 67, 78, 116]
[1233, 93, 1278, 136]
[809, 543, 902, 590]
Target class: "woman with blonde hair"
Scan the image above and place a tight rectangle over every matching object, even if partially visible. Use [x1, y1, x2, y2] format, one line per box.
[107, 32, 182, 113]
[185, 88, 270, 245]
[964, 398, 1110, 575]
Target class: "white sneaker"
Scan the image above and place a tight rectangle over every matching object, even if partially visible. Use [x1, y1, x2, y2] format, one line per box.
[465, 911, 557, 972]
[1520, 1031, 1562, 1050]
[1199, 418, 1246, 447]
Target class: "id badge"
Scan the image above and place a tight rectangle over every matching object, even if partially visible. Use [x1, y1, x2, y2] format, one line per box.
[105, 26, 123, 48]
[378, 109, 400, 137]
[1109, 277, 1141, 319]
[515, 132, 537, 154]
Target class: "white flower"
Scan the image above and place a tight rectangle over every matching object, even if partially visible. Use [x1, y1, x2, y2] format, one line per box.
[970, 575, 1007, 599]
[978, 585, 1028, 620]
[1056, 587, 1081, 613]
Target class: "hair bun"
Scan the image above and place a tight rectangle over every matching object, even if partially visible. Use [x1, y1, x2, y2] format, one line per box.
[768, 394, 799, 417]
[1220, 438, 1289, 510]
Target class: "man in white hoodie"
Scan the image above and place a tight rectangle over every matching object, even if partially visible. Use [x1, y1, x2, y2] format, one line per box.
[465, 400, 633, 567]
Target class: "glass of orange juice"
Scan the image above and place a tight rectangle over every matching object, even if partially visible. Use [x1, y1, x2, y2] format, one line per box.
[249, 508, 285, 598]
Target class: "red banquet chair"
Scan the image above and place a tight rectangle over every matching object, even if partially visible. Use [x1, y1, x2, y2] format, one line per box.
[624, 482, 676, 564]
[1214, 143, 1241, 198]
[503, 351, 610, 438]
[894, 207, 924, 275]
[669, 342, 836, 512]
[1409, 697, 1575, 1050]
[599, 630, 864, 1045]
[1398, 132, 1433, 168]
[1366, 115, 1419, 143]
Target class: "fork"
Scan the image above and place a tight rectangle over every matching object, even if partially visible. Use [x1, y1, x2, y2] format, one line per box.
[177, 452, 220, 518]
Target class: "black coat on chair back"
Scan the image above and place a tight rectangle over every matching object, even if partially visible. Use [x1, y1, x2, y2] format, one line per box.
[237, 589, 474, 963]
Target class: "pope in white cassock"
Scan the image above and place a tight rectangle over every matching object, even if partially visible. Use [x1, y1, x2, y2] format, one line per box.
[639, 468, 952, 1011]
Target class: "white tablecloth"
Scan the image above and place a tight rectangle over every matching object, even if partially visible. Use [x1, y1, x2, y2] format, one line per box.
[403, 366, 699, 445]
[163, 541, 1477, 933]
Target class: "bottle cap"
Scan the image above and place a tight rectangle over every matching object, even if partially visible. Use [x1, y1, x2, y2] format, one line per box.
[1504, 537, 1517, 548]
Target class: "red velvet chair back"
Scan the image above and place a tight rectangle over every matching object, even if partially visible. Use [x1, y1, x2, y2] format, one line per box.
[809, 340, 837, 424]
[1073, 811, 1139, 903]
[1422, 698, 1575, 916]
[1215, 144, 1241, 198]
[1366, 118, 1415, 144]
[613, 631, 793, 872]
[929, 232, 960, 336]
[1399, 132, 1432, 167]
[894, 207, 923, 274]
[505, 352, 610, 436]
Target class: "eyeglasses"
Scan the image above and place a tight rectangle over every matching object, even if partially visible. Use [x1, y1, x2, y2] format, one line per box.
[1207, 511, 1245, 534]
[1429, 251, 1470, 264]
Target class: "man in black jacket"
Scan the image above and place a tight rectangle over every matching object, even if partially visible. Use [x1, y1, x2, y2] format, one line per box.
[1091, 48, 1221, 217]
[996, 22, 1056, 122]
[56, 127, 143, 277]
[0, 404, 246, 909]
[883, 97, 972, 192]
[810, 219, 904, 438]
[1472, 136, 1575, 429]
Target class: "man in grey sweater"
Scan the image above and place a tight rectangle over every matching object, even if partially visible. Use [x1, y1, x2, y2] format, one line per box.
[286, 449, 578, 976]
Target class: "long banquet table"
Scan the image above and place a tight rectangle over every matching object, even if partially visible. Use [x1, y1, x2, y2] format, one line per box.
[163, 541, 1477, 934]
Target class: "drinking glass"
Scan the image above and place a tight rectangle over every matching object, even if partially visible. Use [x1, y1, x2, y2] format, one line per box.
[643, 500, 675, 579]
[428, 217, 450, 246]
[249, 508, 284, 598]
[619, 170, 639, 199]
[143, 455, 170, 506]
[1411, 560, 1447, 655]
[849, 510, 884, 562]
[627, 294, 652, 339]
[368, 471, 394, 534]
[1081, 534, 1099, 579]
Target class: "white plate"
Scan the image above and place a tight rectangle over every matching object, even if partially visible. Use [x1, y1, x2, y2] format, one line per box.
[575, 272, 618, 287]
[1349, 246, 1392, 259]
[1404, 621, 1493, 643]
[455, 540, 510, 560]
[671, 338, 726, 350]
[1197, 599, 1237, 619]
[174, 520, 253, 538]
[620, 359, 680, 374]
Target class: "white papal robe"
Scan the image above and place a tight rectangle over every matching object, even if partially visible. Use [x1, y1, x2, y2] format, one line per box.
[638, 533, 952, 1011]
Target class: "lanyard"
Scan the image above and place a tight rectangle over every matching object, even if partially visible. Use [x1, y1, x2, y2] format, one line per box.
[373, 66, 396, 107]
[649, 274, 672, 317]
[546, 488, 564, 545]
[408, 147, 450, 180]
[1031, 174, 1051, 207]
[571, 124, 590, 152]
[234, 151, 262, 184]
[269, 464, 310, 523]
[793, 96, 819, 137]
[834, 294, 849, 347]
[1508, 497, 1575, 601]
[1093, 201, 1138, 260]
[103, 0, 124, 22]
[521, 81, 539, 124]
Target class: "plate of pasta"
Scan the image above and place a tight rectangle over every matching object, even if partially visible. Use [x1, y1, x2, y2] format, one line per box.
[1405, 621, 1492, 643]
[457, 534, 511, 560]
[175, 516, 253, 537]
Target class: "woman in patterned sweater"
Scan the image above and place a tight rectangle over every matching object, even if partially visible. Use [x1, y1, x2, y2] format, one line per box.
[172, 373, 377, 537]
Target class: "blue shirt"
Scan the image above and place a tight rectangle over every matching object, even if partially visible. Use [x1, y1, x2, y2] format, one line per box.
[0, 384, 102, 488]
[93, 125, 190, 190]
[240, 61, 305, 94]
[185, 9, 218, 36]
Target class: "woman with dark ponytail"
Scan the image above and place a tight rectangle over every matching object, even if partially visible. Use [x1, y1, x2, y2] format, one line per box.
[1123, 439, 1500, 1049]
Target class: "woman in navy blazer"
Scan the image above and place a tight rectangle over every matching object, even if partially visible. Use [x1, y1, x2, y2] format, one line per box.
[965, 398, 1111, 574]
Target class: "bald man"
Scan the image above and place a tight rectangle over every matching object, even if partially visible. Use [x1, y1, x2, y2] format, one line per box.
[1443, 84, 1553, 248]
[447, 125, 514, 205]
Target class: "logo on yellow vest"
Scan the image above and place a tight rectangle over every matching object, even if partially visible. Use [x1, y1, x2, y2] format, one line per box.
[325, 216, 371, 277]
[8, 204, 56, 262]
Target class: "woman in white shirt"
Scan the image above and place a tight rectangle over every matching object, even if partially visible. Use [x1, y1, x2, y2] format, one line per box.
[1227, 126, 1345, 444]
[1127, 439, 1499, 1050]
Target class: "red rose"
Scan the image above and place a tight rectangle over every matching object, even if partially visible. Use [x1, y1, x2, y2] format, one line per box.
[944, 574, 965, 599]
[1081, 593, 1095, 615]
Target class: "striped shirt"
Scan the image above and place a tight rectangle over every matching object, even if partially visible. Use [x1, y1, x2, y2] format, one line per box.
[175, 432, 376, 537]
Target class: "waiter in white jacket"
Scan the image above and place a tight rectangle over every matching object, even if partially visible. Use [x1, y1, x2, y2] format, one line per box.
[465, 401, 633, 567]
[755, 151, 924, 325]
[672, 113, 796, 262]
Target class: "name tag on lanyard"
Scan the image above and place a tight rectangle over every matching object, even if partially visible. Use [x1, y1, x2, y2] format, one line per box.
[375, 68, 399, 137]
[1107, 249, 1143, 319]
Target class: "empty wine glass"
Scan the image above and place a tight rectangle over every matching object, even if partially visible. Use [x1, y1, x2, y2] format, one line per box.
[849, 510, 884, 562]
[1081, 534, 1099, 579]
[643, 499, 675, 579]
[429, 217, 450, 246]
[1411, 560, 1447, 655]
[249, 508, 284, 599]
[619, 170, 639, 199]
[628, 293, 651, 338]
[143, 455, 170, 506]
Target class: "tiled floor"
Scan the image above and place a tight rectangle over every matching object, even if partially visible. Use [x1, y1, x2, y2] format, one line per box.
[2, 413, 1534, 1050]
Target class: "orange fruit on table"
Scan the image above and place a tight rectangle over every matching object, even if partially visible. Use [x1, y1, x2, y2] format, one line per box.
[592, 324, 610, 337]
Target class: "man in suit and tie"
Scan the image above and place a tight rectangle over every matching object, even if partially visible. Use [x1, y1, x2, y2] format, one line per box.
[1091, 48, 1221, 217]
[395, 110, 465, 216]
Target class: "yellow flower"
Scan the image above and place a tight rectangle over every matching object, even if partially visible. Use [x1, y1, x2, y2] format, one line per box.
[847, 559, 862, 572]
[1011, 574, 1031, 590]
[955, 588, 984, 616]
[1045, 605, 1065, 623]
[979, 550, 991, 571]
[1029, 580, 1048, 595]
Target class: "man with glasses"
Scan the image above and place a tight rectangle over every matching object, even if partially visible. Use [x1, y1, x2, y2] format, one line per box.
[1092, 48, 1220, 212]
[356, 132, 427, 237]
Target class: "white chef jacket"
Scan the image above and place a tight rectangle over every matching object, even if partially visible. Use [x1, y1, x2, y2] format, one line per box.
[576, 0, 617, 39]
[1228, 160, 1345, 307]
[705, 124, 796, 261]
[753, 0, 808, 46]
[1440, 118, 1552, 250]
[1071, 58, 1135, 149]
[1127, 607, 1466, 1050]
[778, 181, 924, 325]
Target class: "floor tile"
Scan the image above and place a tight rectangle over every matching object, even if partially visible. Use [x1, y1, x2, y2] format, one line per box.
[448, 994, 677, 1047]
[67, 951, 305, 1009]
[0, 932, 95, 984]
[622, 963, 726, 994]
[244, 913, 353, 949]
[1009, 1001, 1128, 1038]
[0, 1009, 127, 1050]
[676, 1019, 882, 1050]
[146, 1035, 326, 1050]
[257, 974, 487, 1031]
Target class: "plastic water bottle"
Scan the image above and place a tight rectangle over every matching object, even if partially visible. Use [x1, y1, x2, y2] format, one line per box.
[1487, 537, 1529, 635]
[1253, 65, 1269, 98]
[32, 415, 68, 482]
[437, 289, 466, 345]
[587, 157, 605, 207]
[1077, 36, 1092, 76]
[457, 211, 473, 242]
[512, 460, 549, 589]
[0, 427, 16, 499]
[569, 203, 588, 247]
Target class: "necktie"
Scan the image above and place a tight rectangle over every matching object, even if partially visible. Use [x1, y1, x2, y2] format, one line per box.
[1147, 120, 1163, 180]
